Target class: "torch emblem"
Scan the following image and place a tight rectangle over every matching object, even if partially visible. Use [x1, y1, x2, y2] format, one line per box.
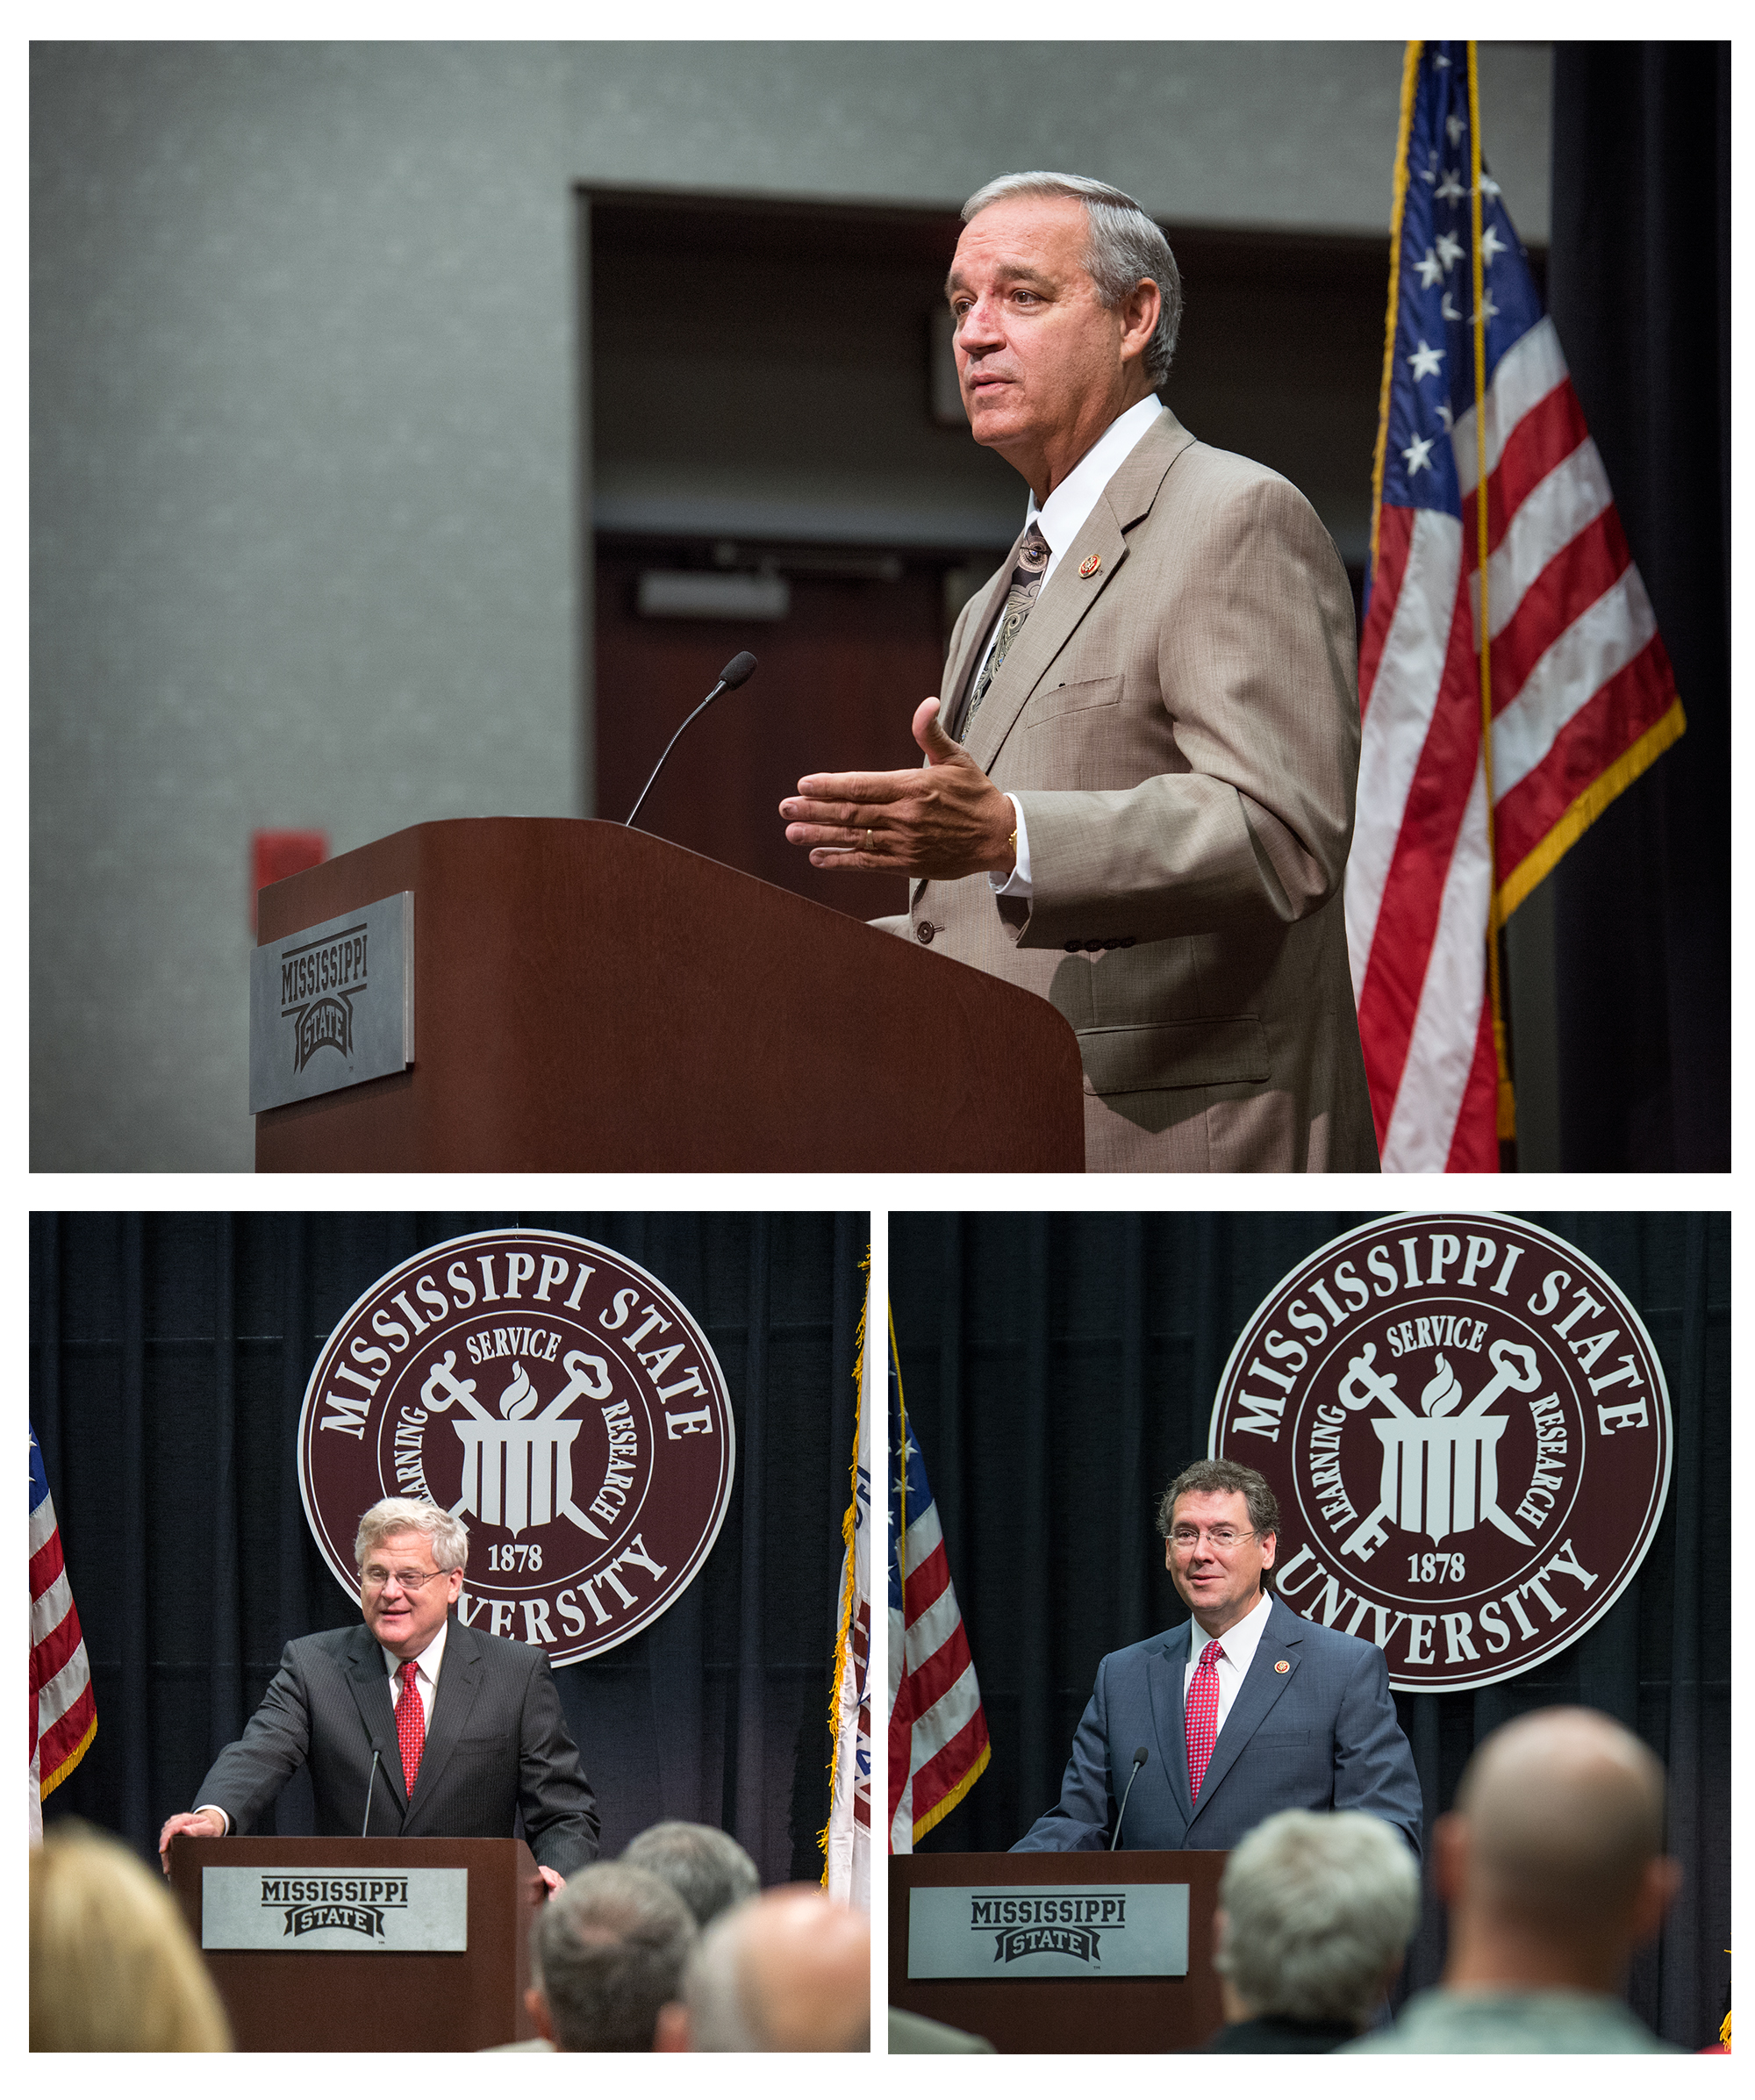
[1336, 1338, 1542, 1561]
[420, 1350, 615, 1541]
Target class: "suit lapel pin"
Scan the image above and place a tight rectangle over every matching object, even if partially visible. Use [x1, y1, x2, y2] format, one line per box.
[1078, 554, 1102, 578]
[1274, 1659, 1290, 1673]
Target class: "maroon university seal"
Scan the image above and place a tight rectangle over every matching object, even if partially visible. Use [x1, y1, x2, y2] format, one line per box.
[298, 1230, 735, 1666]
[1211, 1215, 1671, 1693]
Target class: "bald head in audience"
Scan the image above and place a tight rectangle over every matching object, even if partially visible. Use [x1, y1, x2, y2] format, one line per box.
[1435, 1707, 1680, 1993]
[655, 1886, 870, 2051]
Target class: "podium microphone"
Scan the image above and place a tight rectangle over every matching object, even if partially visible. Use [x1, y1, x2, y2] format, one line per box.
[1110, 1745, 1150, 1851]
[362, 1746, 382, 1838]
[625, 651, 758, 832]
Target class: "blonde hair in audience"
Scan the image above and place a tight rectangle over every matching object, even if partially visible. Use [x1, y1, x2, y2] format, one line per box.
[31, 1820, 233, 2050]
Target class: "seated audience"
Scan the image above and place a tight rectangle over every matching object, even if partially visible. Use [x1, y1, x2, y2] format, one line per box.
[1347, 1706, 1681, 2053]
[32, 1819, 232, 2050]
[523, 1860, 698, 2051]
[1205, 1807, 1420, 2051]
[621, 1818, 760, 1928]
[655, 1885, 870, 2050]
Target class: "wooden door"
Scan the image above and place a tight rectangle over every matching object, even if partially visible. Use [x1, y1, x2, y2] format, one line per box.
[596, 551, 957, 922]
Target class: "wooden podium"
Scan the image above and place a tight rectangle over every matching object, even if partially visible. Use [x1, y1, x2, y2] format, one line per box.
[889, 1850, 1229, 2053]
[254, 818, 1085, 1172]
[166, 1836, 542, 2052]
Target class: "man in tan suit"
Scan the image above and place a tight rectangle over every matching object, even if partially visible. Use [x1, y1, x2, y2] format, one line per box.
[780, 171, 1378, 1172]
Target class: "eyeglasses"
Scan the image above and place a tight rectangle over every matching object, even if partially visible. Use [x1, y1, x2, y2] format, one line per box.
[1169, 1526, 1257, 1552]
[361, 1566, 446, 1593]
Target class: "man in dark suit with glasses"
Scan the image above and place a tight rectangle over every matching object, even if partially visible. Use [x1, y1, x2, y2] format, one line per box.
[159, 1497, 598, 1886]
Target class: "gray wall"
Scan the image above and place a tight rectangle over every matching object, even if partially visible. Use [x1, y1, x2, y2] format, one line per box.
[32, 42, 1552, 1171]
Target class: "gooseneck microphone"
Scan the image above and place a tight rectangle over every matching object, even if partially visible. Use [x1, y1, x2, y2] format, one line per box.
[362, 1745, 382, 1838]
[625, 651, 758, 832]
[1110, 1745, 1150, 1851]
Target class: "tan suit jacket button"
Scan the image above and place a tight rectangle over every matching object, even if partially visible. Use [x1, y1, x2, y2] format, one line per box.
[915, 921, 935, 944]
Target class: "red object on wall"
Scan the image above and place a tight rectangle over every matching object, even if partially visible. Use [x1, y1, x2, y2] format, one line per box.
[252, 829, 328, 931]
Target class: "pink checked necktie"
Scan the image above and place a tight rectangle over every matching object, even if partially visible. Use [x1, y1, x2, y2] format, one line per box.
[956, 523, 1050, 736]
[396, 1659, 426, 1801]
[1186, 1638, 1224, 1802]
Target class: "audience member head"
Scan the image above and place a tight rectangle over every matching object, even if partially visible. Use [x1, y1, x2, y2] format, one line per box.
[31, 1819, 232, 2050]
[621, 1819, 760, 1928]
[656, 1885, 870, 2051]
[527, 1861, 697, 2051]
[1212, 1809, 1419, 2032]
[1436, 1706, 1680, 1994]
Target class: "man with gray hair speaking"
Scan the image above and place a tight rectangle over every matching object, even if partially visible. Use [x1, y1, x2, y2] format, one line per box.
[782, 170, 1376, 1172]
[157, 1496, 598, 1887]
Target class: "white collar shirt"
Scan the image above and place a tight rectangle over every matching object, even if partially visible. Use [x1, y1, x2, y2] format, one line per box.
[982, 392, 1164, 899]
[1181, 1587, 1275, 1739]
[200, 1616, 450, 1831]
[1022, 391, 1164, 591]
[382, 1615, 448, 1730]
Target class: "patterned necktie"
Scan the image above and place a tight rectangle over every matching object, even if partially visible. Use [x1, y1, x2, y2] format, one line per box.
[956, 523, 1050, 737]
[396, 1659, 426, 1801]
[1186, 1638, 1224, 1803]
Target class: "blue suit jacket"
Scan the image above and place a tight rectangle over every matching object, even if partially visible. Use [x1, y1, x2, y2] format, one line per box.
[1013, 1594, 1422, 1856]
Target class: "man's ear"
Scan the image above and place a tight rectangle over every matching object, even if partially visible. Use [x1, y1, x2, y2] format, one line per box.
[526, 1987, 555, 2043]
[1630, 1855, 1683, 1946]
[1118, 276, 1161, 367]
[1431, 1810, 1468, 1908]
[1258, 1530, 1277, 1572]
[653, 2001, 691, 2053]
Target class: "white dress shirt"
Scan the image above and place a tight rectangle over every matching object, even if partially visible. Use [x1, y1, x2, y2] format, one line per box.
[1180, 1586, 1275, 1741]
[970, 391, 1164, 899]
[383, 1616, 447, 1731]
[199, 1620, 448, 1832]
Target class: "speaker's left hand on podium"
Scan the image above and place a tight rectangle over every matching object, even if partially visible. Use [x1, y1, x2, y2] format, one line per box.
[781, 699, 1015, 879]
[537, 1863, 564, 1901]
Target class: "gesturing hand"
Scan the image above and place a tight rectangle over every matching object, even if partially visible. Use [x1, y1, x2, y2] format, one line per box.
[779, 699, 1015, 879]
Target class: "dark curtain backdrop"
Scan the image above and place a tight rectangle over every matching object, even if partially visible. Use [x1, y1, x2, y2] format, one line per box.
[31, 1212, 865, 1889]
[1546, 44, 1730, 1170]
[892, 1211, 1729, 2050]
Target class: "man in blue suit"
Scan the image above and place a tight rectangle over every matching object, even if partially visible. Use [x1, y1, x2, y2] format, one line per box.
[1014, 1459, 1422, 1855]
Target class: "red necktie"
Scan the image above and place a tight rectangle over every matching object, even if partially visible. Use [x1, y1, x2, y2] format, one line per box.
[396, 1659, 426, 1801]
[1186, 1638, 1224, 1803]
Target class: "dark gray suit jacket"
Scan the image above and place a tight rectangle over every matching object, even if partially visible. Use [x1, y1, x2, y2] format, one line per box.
[195, 1619, 599, 1874]
[1013, 1594, 1421, 1855]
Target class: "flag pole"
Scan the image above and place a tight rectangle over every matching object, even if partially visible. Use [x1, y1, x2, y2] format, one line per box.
[1367, 41, 1423, 603]
[1467, 41, 1516, 1147]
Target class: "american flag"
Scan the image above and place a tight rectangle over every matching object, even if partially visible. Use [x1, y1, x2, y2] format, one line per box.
[1347, 40, 1685, 1171]
[888, 1335, 988, 1851]
[30, 1425, 97, 1840]
[822, 1272, 872, 1907]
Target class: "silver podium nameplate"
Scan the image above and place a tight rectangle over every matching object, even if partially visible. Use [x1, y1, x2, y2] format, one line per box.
[201, 1865, 468, 1952]
[250, 892, 413, 1112]
[907, 1882, 1190, 1979]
